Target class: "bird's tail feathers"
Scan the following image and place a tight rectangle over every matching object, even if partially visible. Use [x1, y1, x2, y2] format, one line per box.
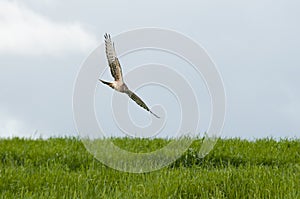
[99, 79, 114, 88]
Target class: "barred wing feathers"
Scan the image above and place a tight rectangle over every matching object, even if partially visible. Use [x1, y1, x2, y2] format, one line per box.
[125, 90, 160, 118]
[104, 33, 123, 82]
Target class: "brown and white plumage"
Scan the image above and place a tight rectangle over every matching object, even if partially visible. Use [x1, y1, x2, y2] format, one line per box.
[104, 34, 123, 82]
[99, 33, 160, 118]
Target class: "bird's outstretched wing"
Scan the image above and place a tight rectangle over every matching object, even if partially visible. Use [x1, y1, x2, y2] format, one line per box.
[125, 90, 160, 118]
[104, 33, 123, 82]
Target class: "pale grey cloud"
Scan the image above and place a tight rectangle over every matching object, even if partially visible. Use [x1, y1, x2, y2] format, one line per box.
[0, 0, 299, 139]
[0, 1, 97, 55]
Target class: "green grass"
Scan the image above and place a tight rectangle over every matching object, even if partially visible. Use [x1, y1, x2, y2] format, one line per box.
[0, 138, 299, 198]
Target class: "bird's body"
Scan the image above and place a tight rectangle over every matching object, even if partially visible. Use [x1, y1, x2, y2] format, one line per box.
[99, 33, 160, 118]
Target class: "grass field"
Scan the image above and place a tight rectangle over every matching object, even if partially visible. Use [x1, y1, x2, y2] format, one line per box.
[0, 138, 299, 198]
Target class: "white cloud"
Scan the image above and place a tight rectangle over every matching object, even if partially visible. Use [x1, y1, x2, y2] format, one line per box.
[0, 115, 32, 138]
[0, 1, 97, 55]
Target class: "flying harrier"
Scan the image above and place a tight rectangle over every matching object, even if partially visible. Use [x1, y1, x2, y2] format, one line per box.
[99, 33, 160, 118]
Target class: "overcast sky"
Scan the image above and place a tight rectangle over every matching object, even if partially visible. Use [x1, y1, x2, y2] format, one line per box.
[0, 0, 299, 139]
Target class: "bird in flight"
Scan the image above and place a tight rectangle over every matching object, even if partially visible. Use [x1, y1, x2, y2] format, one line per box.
[99, 33, 160, 118]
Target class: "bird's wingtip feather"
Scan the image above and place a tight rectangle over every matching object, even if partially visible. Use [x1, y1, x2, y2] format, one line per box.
[150, 111, 160, 119]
